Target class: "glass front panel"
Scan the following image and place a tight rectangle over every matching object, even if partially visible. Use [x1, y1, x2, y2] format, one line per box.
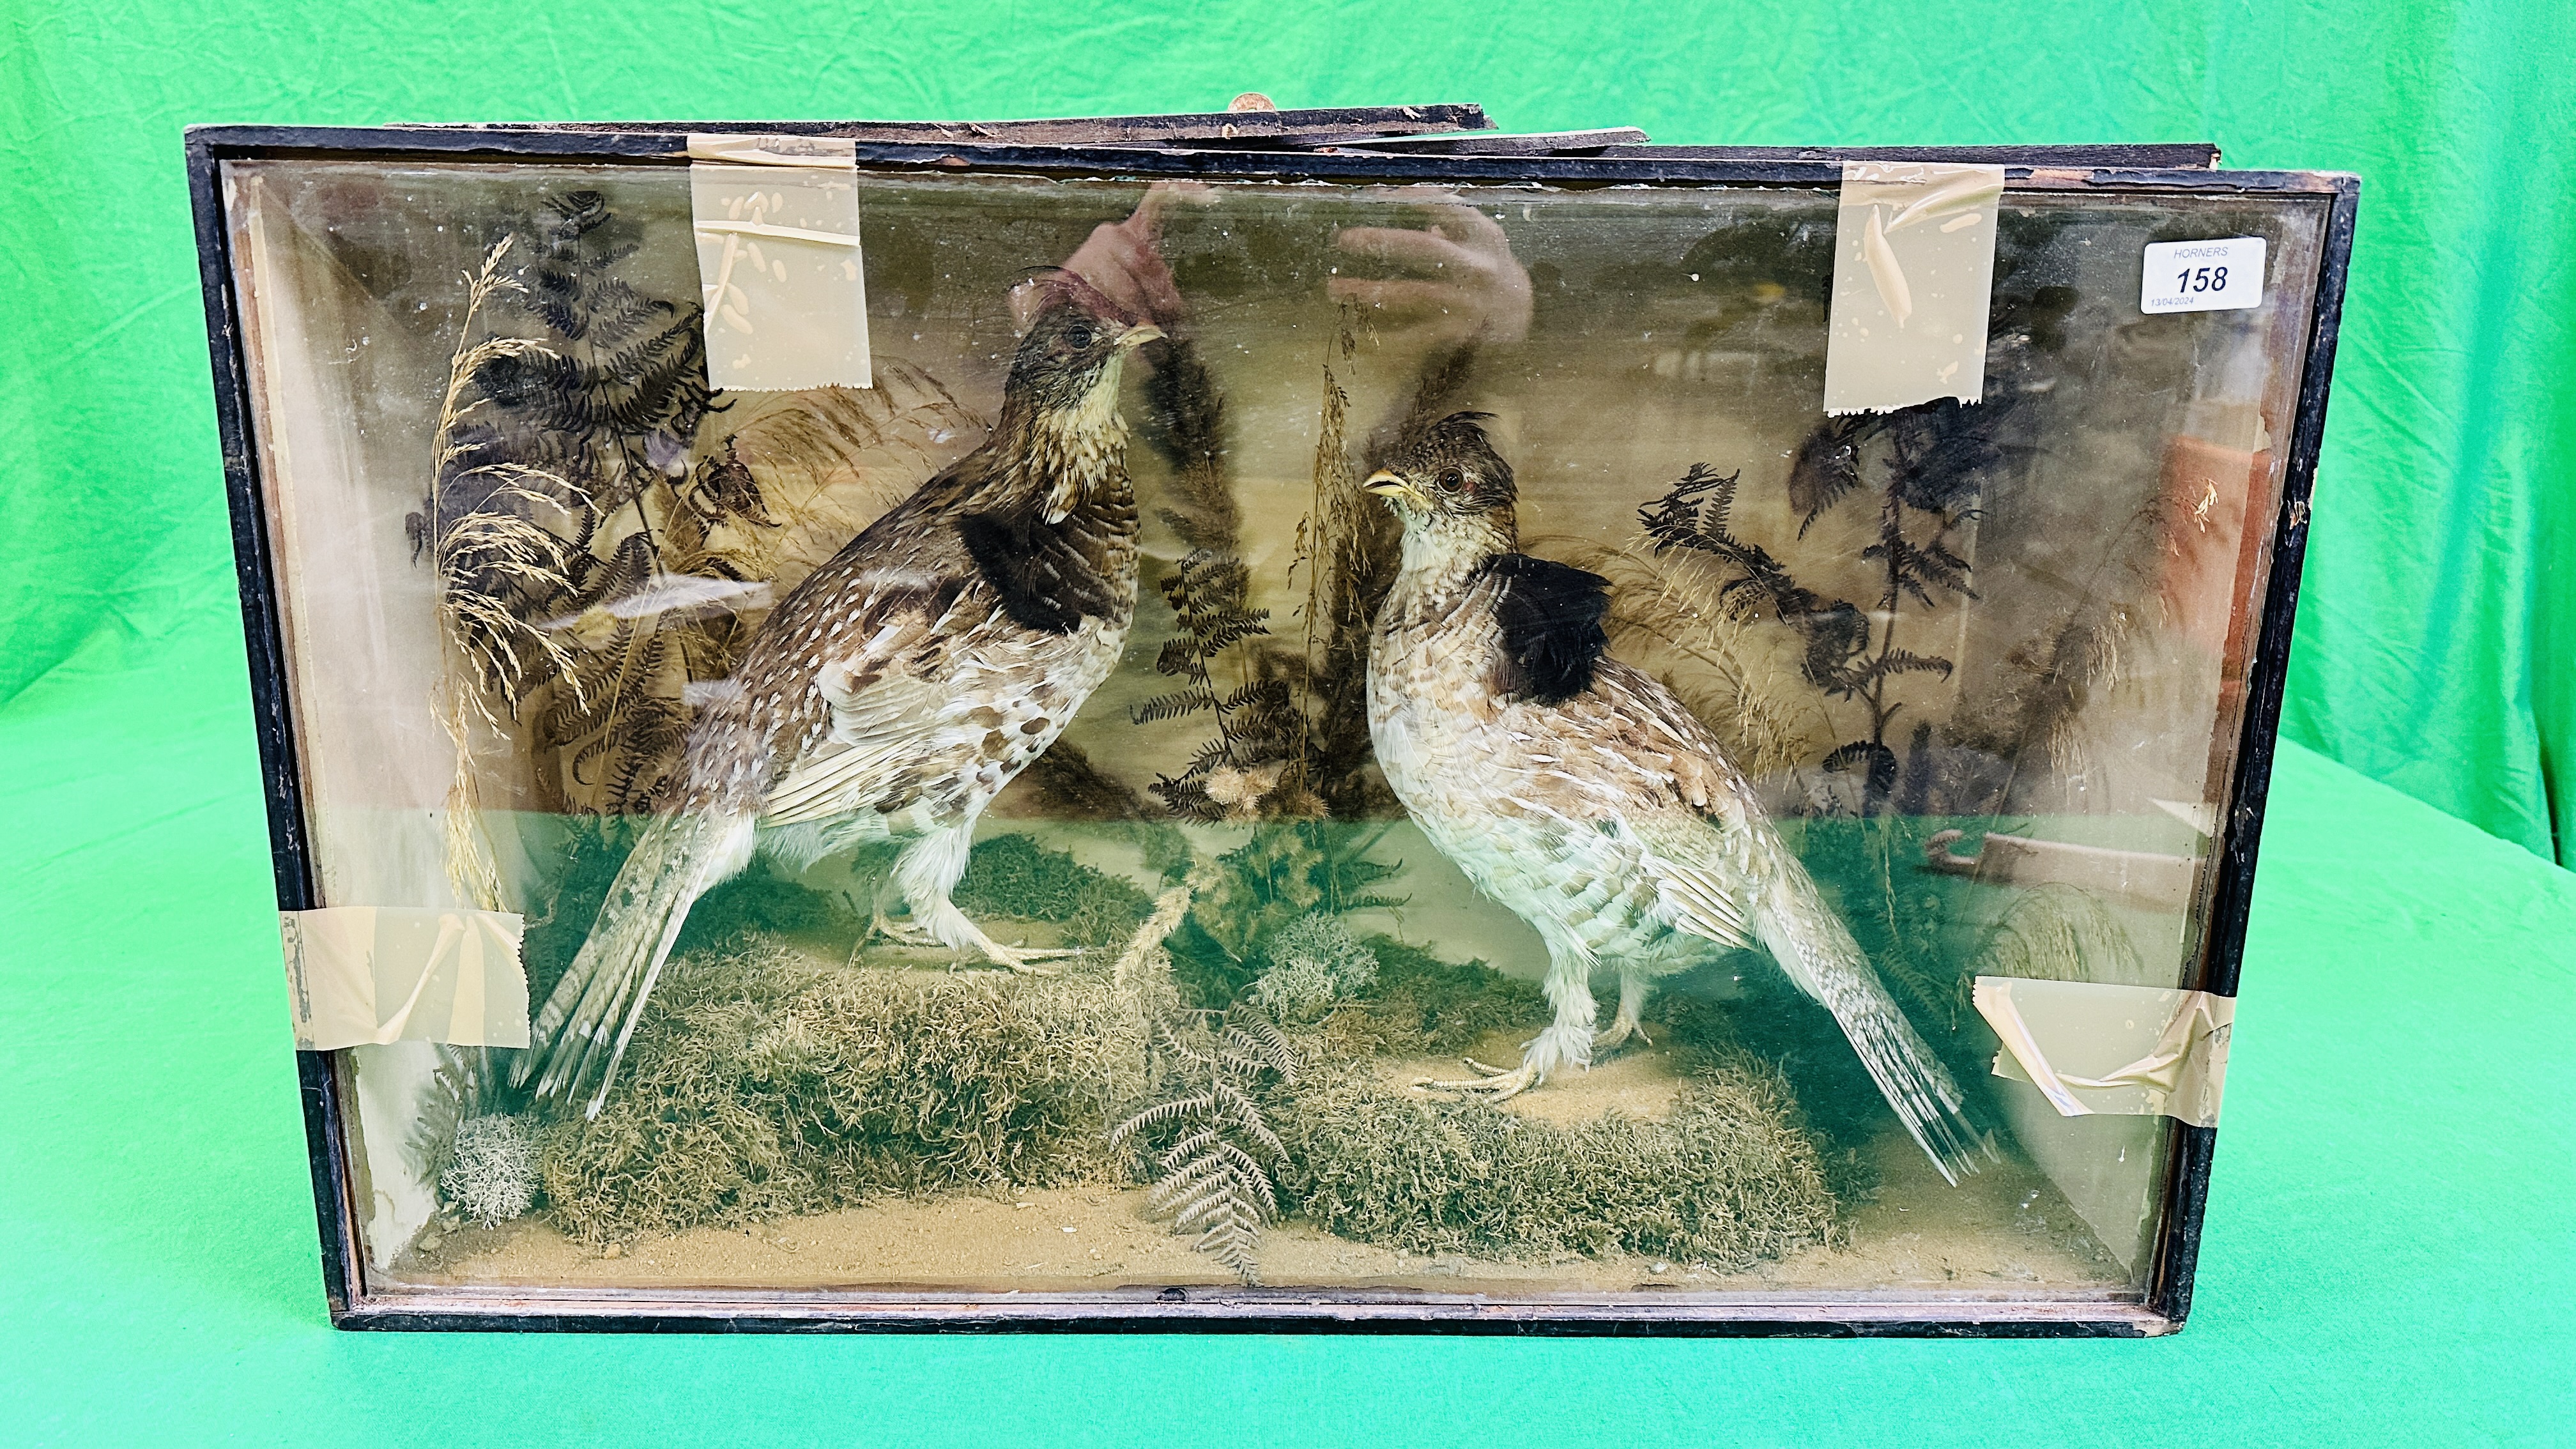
[224, 155, 2326, 1307]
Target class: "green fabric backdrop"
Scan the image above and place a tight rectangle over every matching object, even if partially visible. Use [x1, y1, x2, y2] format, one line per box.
[4, 0, 2573, 864]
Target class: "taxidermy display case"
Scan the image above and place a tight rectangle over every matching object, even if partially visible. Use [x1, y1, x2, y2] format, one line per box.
[188, 107, 2356, 1335]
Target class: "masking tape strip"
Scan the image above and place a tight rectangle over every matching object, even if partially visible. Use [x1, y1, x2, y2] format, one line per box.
[1972, 977, 2232, 1128]
[691, 157, 871, 392]
[1823, 161, 2004, 416]
[279, 907, 530, 1052]
[684, 133, 860, 167]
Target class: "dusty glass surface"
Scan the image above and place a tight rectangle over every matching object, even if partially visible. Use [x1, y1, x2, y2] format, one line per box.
[224, 155, 2326, 1307]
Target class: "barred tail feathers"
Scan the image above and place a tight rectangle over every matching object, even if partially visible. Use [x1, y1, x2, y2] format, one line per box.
[517, 809, 757, 1118]
[1749, 844, 1988, 1186]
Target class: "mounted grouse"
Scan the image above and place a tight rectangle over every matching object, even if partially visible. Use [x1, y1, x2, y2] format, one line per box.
[520, 279, 1160, 1117]
[1362, 412, 1986, 1182]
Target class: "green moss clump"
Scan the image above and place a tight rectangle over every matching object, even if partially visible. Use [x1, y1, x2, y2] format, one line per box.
[1137, 822, 1197, 884]
[1648, 974, 1884, 1206]
[1302, 937, 1548, 1058]
[951, 833, 1155, 949]
[1165, 823, 1406, 1007]
[537, 946, 1155, 1245]
[671, 860, 863, 957]
[1358, 937, 1549, 1052]
[1271, 1058, 1837, 1269]
[526, 819, 864, 1006]
[540, 830, 1147, 1011]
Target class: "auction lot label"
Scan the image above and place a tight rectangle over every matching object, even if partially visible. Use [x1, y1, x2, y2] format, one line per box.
[2142, 236, 2266, 314]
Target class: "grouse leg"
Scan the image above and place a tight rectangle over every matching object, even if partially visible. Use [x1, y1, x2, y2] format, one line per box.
[1592, 971, 1653, 1054]
[1419, 944, 1597, 1100]
[864, 870, 942, 949]
[894, 820, 1079, 974]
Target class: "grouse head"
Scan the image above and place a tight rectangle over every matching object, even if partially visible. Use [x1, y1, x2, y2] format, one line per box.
[1005, 272, 1164, 427]
[1365, 411, 1520, 551]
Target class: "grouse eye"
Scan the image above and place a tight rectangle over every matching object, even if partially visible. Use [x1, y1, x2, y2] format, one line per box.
[1064, 325, 1096, 350]
[1436, 468, 1467, 493]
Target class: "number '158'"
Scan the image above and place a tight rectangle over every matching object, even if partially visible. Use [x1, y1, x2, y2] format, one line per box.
[2176, 265, 2229, 293]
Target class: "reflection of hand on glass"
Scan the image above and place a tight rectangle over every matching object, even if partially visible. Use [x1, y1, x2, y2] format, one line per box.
[1012, 181, 1210, 331]
[1331, 199, 1533, 346]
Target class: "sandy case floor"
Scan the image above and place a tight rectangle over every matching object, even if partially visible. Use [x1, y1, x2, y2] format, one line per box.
[391, 1031, 2124, 1299]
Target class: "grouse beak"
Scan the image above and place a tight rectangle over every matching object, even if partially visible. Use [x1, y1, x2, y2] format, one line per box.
[1116, 323, 1166, 349]
[1363, 469, 1426, 509]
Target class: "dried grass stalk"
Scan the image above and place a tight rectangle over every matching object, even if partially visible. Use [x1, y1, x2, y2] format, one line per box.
[425, 239, 588, 906]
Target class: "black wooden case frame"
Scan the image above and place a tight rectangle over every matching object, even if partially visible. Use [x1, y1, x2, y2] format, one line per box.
[187, 110, 2357, 1337]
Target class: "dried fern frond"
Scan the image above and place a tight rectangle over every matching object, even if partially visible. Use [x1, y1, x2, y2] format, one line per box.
[1110, 1093, 1222, 1141]
[449, 191, 792, 816]
[1137, 548, 1314, 821]
[1630, 431, 1995, 815]
[1112, 1009, 1300, 1283]
[1131, 310, 1399, 827]
[1223, 1013, 1301, 1082]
